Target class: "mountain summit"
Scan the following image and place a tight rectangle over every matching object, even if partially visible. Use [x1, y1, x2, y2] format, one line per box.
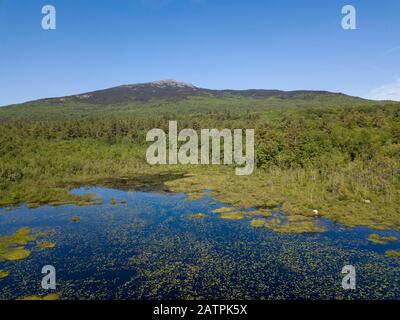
[148, 80, 195, 88]
[65, 79, 201, 104]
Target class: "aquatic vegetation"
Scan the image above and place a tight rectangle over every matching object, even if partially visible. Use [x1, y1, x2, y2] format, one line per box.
[18, 293, 60, 300]
[0, 227, 39, 261]
[71, 216, 81, 222]
[11, 188, 103, 210]
[0, 187, 400, 300]
[264, 218, 325, 234]
[385, 250, 400, 258]
[368, 234, 398, 245]
[1, 248, 30, 261]
[191, 213, 206, 219]
[287, 215, 313, 222]
[186, 192, 205, 201]
[250, 219, 266, 228]
[220, 212, 246, 220]
[212, 207, 235, 214]
[108, 198, 127, 205]
[248, 209, 273, 218]
[37, 241, 56, 250]
[0, 270, 9, 280]
[166, 165, 400, 231]
[27, 203, 41, 209]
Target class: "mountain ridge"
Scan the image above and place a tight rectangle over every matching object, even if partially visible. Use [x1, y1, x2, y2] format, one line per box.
[3, 79, 365, 108]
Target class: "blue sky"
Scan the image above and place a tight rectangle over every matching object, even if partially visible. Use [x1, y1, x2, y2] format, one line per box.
[0, 0, 400, 105]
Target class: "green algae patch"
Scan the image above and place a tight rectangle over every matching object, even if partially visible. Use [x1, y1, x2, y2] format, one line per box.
[385, 250, 400, 258]
[250, 219, 266, 228]
[0, 270, 9, 280]
[1, 248, 30, 261]
[0, 227, 41, 261]
[212, 207, 236, 214]
[18, 293, 60, 301]
[191, 213, 206, 219]
[264, 218, 325, 234]
[367, 234, 398, 245]
[220, 212, 246, 220]
[71, 216, 81, 222]
[37, 241, 56, 250]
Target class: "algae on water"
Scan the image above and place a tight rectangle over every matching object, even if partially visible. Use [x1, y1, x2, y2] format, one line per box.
[0, 227, 35, 261]
[0, 270, 9, 280]
[368, 234, 398, 245]
[220, 212, 246, 220]
[18, 293, 60, 300]
[37, 241, 56, 250]
[250, 219, 266, 228]
[0, 227, 51, 261]
[212, 207, 236, 214]
[385, 250, 400, 258]
[191, 213, 206, 219]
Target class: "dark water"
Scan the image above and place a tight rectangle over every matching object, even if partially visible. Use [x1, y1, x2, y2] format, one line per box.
[0, 187, 399, 300]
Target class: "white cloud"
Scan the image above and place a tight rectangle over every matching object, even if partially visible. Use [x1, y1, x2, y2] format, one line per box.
[368, 80, 400, 101]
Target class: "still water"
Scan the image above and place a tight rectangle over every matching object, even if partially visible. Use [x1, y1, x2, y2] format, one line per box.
[0, 187, 399, 300]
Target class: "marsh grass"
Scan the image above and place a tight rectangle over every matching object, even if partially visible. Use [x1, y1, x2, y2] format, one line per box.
[166, 165, 400, 230]
[248, 209, 273, 218]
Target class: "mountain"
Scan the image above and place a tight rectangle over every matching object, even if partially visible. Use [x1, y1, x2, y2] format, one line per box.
[5, 79, 358, 106]
[0, 80, 390, 122]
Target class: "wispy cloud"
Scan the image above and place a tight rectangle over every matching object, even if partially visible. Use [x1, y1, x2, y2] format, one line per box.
[368, 78, 400, 101]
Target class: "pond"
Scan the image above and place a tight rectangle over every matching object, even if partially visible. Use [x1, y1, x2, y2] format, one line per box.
[0, 187, 399, 300]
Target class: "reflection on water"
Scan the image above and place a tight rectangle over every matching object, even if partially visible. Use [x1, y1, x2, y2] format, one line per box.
[0, 187, 399, 300]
